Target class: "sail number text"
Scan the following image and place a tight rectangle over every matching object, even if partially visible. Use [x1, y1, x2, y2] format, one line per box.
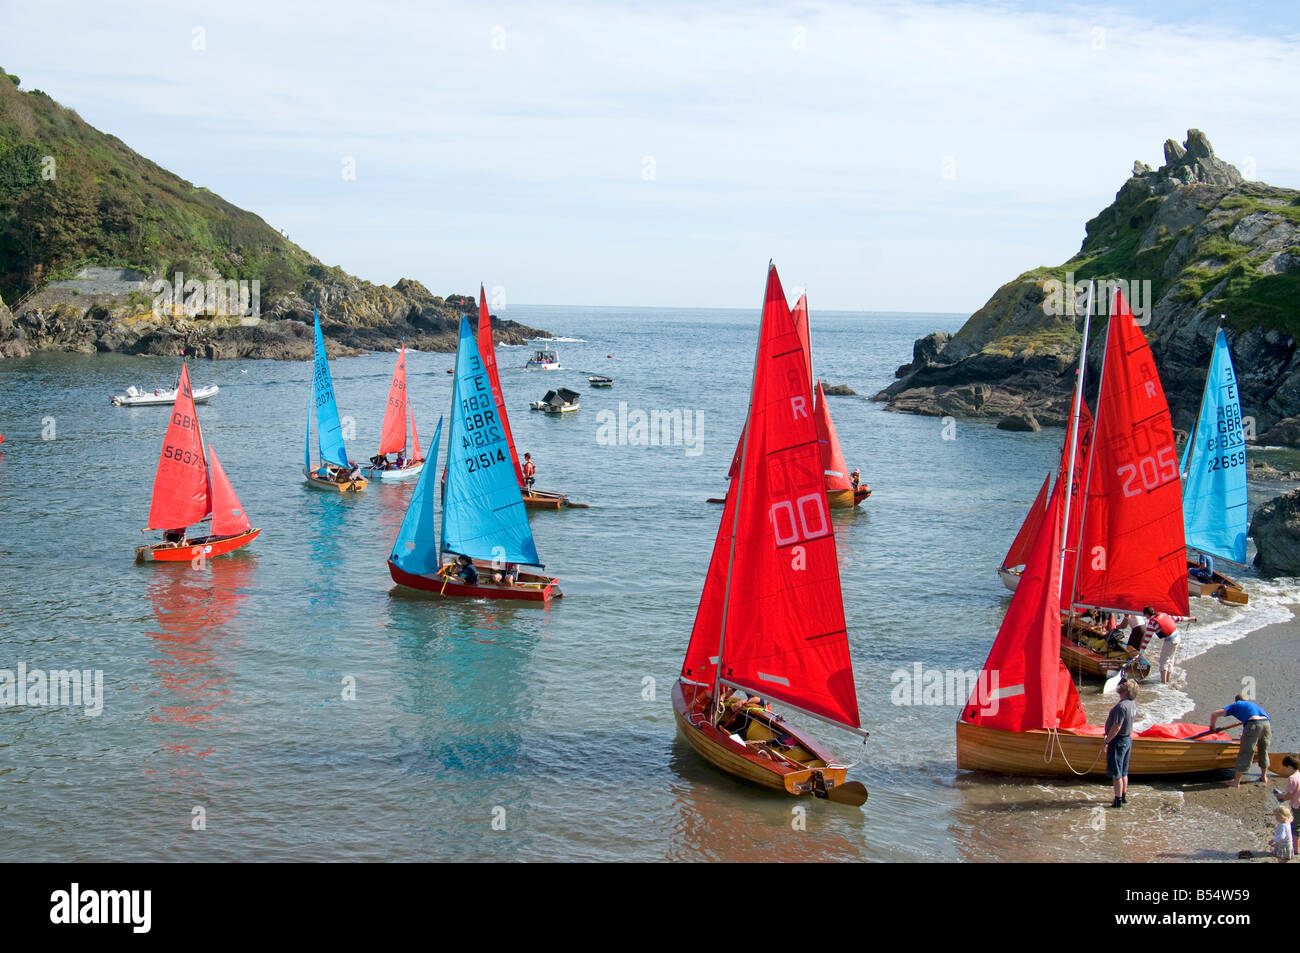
[460, 383, 505, 472]
[1117, 445, 1177, 498]
[769, 493, 830, 546]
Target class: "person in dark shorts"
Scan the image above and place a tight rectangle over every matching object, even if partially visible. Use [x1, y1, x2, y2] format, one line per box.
[1104, 679, 1138, 808]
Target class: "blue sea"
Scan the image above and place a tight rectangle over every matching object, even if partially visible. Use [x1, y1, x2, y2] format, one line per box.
[0, 305, 1295, 861]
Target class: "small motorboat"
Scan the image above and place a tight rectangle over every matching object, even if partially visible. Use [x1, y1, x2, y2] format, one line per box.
[113, 383, 219, 406]
[529, 388, 580, 414]
[588, 376, 614, 387]
[525, 346, 561, 370]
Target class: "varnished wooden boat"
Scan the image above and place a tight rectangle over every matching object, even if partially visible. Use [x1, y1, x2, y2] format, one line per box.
[672, 681, 853, 798]
[827, 485, 871, 508]
[388, 557, 561, 602]
[1187, 559, 1248, 605]
[521, 486, 588, 509]
[137, 529, 261, 563]
[956, 719, 1254, 777]
[1060, 617, 1151, 679]
[304, 467, 367, 492]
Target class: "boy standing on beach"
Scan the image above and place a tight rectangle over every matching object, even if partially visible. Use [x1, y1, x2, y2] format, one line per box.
[1104, 679, 1137, 808]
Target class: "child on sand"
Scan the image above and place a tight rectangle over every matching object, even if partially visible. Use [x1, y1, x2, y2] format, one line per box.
[1269, 805, 1293, 863]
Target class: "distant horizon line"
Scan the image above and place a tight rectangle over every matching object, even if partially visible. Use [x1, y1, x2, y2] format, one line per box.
[490, 303, 971, 317]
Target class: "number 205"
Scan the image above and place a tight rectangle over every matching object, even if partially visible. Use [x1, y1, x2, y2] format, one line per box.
[1117, 446, 1176, 497]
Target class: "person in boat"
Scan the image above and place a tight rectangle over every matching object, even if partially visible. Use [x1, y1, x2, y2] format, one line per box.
[494, 563, 518, 587]
[451, 554, 479, 585]
[371, 453, 389, 469]
[1191, 552, 1215, 583]
[522, 452, 536, 493]
[850, 468, 861, 490]
[395, 451, 406, 470]
[1209, 695, 1272, 788]
[1103, 678, 1138, 808]
[163, 528, 185, 545]
[1142, 606, 1182, 684]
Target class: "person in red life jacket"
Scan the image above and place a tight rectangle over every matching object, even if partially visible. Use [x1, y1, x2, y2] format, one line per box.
[522, 452, 536, 494]
[1209, 695, 1272, 787]
[1142, 605, 1183, 684]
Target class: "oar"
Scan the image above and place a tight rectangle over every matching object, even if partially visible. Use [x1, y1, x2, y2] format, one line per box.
[827, 781, 869, 806]
[1187, 722, 1241, 741]
[706, 498, 726, 504]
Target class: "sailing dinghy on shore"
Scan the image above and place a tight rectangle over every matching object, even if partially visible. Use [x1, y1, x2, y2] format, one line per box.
[674, 265, 868, 805]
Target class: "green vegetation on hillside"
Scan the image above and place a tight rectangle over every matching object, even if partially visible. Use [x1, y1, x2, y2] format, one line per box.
[0, 66, 311, 303]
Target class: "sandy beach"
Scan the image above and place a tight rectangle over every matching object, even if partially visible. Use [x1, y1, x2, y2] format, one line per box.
[1156, 604, 1300, 862]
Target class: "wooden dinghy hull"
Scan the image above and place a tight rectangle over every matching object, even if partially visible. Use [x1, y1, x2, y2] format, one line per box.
[956, 719, 1244, 777]
[521, 487, 587, 509]
[1060, 634, 1151, 680]
[388, 559, 561, 602]
[364, 461, 424, 482]
[304, 467, 368, 493]
[826, 486, 871, 509]
[1187, 559, 1248, 605]
[136, 528, 261, 563]
[671, 681, 856, 800]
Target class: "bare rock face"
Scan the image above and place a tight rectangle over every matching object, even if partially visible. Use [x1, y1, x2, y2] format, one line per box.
[1250, 489, 1300, 577]
[822, 384, 857, 396]
[878, 131, 1300, 443]
[997, 412, 1041, 432]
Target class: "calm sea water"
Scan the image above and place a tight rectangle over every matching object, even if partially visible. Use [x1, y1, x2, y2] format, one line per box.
[0, 305, 1293, 862]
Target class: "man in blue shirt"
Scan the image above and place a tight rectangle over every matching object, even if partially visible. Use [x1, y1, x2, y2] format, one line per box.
[1209, 695, 1271, 787]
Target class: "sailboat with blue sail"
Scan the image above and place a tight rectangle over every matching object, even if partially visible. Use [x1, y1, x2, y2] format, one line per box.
[1181, 326, 1249, 604]
[388, 316, 562, 602]
[304, 309, 367, 492]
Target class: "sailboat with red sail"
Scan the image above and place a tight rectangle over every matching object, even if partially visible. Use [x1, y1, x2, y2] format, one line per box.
[714, 294, 869, 508]
[472, 285, 586, 509]
[136, 363, 260, 563]
[673, 264, 868, 805]
[364, 341, 424, 482]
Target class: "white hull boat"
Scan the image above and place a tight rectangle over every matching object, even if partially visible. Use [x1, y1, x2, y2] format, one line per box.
[113, 384, 218, 406]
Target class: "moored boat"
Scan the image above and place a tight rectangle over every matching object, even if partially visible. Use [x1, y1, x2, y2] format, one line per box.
[136, 363, 259, 562]
[675, 264, 868, 805]
[530, 388, 580, 414]
[588, 375, 613, 387]
[303, 309, 367, 492]
[113, 383, 219, 406]
[364, 341, 424, 482]
[387, 315, 561, 603]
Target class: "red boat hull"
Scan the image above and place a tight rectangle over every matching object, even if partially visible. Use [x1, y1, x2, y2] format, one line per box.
[388, 560, 561, 602]
[137, 528, 261, 563]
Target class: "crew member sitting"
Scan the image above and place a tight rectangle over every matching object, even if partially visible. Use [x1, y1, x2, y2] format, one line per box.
[1191, 553, 1215, 584]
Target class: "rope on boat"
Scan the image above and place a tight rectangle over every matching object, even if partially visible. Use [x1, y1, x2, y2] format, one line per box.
[1043, 727, 1106, 776]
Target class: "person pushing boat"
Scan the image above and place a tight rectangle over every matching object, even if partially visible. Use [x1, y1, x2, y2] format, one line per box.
[1209, 695, 1272, 787]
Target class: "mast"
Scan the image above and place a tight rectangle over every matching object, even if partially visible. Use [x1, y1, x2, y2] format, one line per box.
[1058, 280, 1094, 590]
[1067, 284, 1114, 613]
[710, 263, 772, 724]
[1181, 314, 1223, 485]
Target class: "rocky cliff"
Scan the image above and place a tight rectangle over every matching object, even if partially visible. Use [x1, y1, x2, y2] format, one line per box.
[877, 131, 1300, 444]
[0, 70, 545, 359]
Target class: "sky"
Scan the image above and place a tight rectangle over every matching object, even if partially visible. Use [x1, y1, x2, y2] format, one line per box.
[2, 0, 1298, 313]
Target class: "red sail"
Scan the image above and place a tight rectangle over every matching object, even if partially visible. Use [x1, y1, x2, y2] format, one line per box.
[477, 285, 524, 484]
[410, 403, 422, 463]
[1073, 290, 1189, 615]
[146, 363, 210, 530]
[377, 345, 408, 455]
[208, 447, 251, 536]
[682, 265, 859, 728]
[814, 380, 853, 492]
[1002, 472, 1050, 569]
[963, 474, 1087, 732]
[791, 292, 813, 386]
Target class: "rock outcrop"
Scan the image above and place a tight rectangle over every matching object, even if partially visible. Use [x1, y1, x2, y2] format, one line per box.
[1249, 489, 1300, 577]
[877, 131, 1300, 444]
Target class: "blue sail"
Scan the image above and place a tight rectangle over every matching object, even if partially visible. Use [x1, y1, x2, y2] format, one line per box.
[1182, 329, 1249, 563]
[440, 316, 541, 566]
[312, 310, 351, 468]
[304, 381, 312, 473]
[390, 417, 444, 575]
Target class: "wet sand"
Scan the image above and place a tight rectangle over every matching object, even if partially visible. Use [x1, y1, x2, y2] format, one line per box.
[1172, 604, 1300, 862]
